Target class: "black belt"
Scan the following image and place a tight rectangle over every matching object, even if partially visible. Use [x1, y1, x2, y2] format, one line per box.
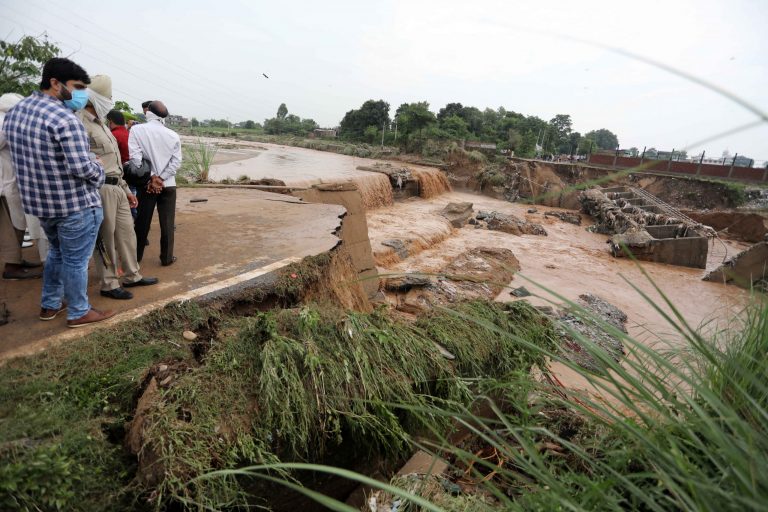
[104, 176, 120, 186]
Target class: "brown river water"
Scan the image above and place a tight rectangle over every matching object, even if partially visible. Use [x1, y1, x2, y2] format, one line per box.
[203, 138, 749, 352]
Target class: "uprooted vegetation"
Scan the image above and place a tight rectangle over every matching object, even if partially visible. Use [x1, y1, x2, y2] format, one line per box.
[366, 296, 768, 512]
[0, 293, 560, 511]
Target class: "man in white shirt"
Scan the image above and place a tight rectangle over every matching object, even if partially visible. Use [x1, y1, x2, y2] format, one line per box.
[128, 101, 182, 266]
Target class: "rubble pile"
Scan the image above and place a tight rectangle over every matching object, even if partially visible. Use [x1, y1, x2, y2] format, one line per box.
[544, 210, 582, 225]
[383, 247, 521, 315]
[475, 210, 548, 236]
[554, 294, 628, 373]
[440, 202, 474, 228]
[704, 242, 768, 289]
[580, 189, 683, 234]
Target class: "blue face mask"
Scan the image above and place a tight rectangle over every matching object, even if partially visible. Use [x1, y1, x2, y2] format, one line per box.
[63, 88, 89, 111]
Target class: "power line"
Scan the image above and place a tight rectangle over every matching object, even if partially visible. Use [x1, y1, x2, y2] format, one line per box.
[2, 6, 258, 121]
[26, 0, 246, 95]
[2, 7, 243, 117]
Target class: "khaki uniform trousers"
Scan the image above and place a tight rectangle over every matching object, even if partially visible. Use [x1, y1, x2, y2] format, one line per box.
[96, 184, 143, 291]
[0, 196, 23, 267]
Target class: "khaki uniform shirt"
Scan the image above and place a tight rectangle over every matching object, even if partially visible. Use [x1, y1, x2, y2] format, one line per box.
[78, 110, 130, 196]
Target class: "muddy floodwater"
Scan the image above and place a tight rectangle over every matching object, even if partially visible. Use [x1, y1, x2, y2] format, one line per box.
[369, 192, 749, 346]
[208, 140, 384, 186]
[203, 138, 749, 349]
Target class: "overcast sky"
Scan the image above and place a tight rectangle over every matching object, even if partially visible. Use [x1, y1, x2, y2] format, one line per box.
[3, 0, 766, 160]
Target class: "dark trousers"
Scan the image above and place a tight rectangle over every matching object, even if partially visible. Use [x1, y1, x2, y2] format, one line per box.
[135, 186, 176, 264]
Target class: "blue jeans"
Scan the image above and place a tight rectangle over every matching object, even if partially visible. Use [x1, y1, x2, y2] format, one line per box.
[39, 207, 103, 320]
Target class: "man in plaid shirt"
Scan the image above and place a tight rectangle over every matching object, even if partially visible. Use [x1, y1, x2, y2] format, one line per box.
[3, 58, 116, 328]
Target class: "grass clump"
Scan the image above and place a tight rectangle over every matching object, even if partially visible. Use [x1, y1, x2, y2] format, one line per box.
[138, 300, 555, 509]
[0, 301, 214, 511]
[363, 294, 768, 512]
[181, 139, 218, 183]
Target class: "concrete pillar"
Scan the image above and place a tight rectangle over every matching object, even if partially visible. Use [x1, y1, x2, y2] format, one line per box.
[728, 153, 738, 178]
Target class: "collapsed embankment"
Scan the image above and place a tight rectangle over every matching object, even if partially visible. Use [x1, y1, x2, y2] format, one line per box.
[683, 209, 768, 243]
[0, 241, 559, 511]
[447, 156, 752, 211]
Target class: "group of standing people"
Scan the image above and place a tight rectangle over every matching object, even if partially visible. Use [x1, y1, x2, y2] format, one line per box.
[0, 57, 182, 328]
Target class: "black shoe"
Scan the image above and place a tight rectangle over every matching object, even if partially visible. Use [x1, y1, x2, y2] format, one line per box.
[3, 264, 42, 280]
[100, 287, 133, 300]
[123, 277, 159, 288]
[161, 256, 177, 267]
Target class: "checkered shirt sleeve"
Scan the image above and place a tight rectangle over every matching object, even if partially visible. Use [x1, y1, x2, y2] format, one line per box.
[2, 91, 104, 218]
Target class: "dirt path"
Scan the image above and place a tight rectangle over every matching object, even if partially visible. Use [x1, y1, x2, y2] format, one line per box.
[0, 188, 344, 361]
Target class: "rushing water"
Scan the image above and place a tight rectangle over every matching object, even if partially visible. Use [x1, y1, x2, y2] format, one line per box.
[205, 137, 749, 352]
[210, 141, 384, 185]
[369, 191, 749, 349]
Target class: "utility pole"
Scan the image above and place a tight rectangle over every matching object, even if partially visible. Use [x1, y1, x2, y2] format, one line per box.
[381, 121, 386, 149]
[696, 150, 705, 176]
[728, 153, 738, 178]
[394, 117, 398, 142]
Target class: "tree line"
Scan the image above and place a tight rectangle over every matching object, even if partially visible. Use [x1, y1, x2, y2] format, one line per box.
[338, 99, 619, 157]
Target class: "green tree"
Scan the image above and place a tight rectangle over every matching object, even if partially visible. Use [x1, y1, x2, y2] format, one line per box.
[436, 102, 464, 122]
[568, 132, 581, 155]
[459, 106, 484, 136]
[114, 100, 132, 113]
[548, 114, 573, 153]
[396, 101, 436, 136]
[264, 110, 316, 136]
[208, 119, 231, 128]
[440, 114, 470, 139]
[363, 125, 379, 143]
[243, 120, 256, 129]
[578, 136, 595, 155]
[263, 117, 284, 134]
[299, 118, 318, 134]
[339, 99, 390, 140]
[584, 128, 619, 150]
[0, 35, 59, 95]
[190, 117, 200, 127]
[507, 129, 523, 150]
[277, 103, 288, 119]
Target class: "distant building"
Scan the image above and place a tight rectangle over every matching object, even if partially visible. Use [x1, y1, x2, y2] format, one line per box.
[166, 114, 190, 127]
[464, 141, 497, 156]
[734, 155, 754, 167]
[312, 128, 337, 138]
[650, 149, 687, 161]
[700, 154, 754, 167]
[464, 141, 497, 150]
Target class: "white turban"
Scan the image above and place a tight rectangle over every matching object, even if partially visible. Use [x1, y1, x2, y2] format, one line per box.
[86, 88, 114, 121]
